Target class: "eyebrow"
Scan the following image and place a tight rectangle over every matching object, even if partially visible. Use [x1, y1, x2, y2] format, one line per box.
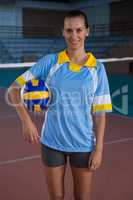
[65, 26, 85, 30]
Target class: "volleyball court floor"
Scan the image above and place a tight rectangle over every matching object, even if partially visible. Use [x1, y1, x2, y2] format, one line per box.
[0, 88, 133, 200]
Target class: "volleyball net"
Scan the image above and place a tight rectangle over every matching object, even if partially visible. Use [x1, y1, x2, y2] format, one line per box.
[0, 56, 133, 117]
[0, 56, 133, 86]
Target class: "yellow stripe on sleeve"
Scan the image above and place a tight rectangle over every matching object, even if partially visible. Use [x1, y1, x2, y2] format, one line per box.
[15, 76, 26, 86]
[92, 104, 112, 113]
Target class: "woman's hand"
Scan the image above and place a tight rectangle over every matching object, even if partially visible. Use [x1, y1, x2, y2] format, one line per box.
[88, 148, 103, 171]
[22, 119, 40, 144]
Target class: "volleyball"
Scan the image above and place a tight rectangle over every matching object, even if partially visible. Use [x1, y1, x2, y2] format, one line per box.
[21, 79, 50, 112]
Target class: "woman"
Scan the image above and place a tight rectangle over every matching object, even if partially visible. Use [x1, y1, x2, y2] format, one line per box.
[8, 10, 112, 200]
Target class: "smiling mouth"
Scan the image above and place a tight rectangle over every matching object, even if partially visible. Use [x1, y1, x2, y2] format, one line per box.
[71, 41, 79, 45]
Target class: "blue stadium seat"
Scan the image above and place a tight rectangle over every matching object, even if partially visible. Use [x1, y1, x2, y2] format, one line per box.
[1, 35, 133, 63]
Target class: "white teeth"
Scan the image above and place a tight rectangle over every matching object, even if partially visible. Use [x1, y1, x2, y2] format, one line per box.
[71, 42, 78, 44]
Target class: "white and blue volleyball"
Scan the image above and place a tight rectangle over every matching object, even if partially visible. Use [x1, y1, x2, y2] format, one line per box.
[21, 79, 50, 112]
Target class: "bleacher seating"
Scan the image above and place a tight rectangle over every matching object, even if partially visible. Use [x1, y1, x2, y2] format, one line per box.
[1, 35, 133, 63]
[0, 40, 14, 63]
[1, 38, 66, 63]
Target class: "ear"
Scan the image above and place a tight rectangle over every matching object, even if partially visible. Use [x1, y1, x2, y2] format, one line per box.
[86, 28, 90, 37]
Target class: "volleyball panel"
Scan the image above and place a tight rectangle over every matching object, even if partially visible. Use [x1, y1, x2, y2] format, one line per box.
[21, 79, 50, 112]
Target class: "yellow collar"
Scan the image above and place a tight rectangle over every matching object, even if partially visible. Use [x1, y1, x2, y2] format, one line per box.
[57, 50, 96, 68]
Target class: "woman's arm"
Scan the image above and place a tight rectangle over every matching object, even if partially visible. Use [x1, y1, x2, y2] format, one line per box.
[8, 82, 40, 144]
[89, 113, 106, 171]
[93, 113, 106, 152]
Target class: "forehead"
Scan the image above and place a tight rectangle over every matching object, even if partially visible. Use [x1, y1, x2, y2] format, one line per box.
[64, 16, 85, 28]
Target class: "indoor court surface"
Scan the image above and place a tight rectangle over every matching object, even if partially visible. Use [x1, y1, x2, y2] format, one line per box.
[0, 0, 133, 199]
[0, 88, 133, 200]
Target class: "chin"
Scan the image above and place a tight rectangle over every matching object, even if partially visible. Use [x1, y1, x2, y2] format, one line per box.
[70, 44, 80, 50]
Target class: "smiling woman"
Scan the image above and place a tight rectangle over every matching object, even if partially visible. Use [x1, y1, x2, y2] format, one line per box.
[8, 10, 112, 200]
[63, 10, 89, 53]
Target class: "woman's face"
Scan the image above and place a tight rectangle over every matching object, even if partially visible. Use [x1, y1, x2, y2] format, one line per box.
[63, 16, 89, 51]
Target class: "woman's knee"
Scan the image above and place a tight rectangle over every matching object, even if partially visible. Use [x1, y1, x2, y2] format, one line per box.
[49, 192, 64, 200]
[43, 165, 66, 200]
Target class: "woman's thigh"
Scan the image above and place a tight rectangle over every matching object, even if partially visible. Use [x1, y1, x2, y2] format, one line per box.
[43, 165, 67, 199]
[70, 152, 93, 200]
[41, 144, 67, 199]
[71, 166, 93, 200]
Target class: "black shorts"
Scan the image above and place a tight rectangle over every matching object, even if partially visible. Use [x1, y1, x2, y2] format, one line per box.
[41, 143, 92, 168]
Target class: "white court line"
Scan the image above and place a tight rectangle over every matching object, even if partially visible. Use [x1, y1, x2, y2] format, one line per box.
[0, 114, 16, 119]
[104, 137, 133, 144]
[110, 112, 133, 120]
[0, 155, 41, 166]
[0, 137, 133, 166]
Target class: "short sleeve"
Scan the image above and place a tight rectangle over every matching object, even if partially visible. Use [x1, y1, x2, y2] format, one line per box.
[15, 54, 56, 87]
[92, 62, 112, 113]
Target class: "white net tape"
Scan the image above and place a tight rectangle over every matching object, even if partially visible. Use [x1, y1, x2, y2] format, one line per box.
[0, 57, 133, 69]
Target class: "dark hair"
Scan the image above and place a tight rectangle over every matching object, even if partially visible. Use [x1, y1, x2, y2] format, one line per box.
[64, 10, 89, 28]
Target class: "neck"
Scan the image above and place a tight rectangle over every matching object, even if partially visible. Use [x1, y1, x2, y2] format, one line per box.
[66, 48, 87, 65]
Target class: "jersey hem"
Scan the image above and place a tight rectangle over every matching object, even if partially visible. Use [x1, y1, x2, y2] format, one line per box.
[40, 141, 94, 152]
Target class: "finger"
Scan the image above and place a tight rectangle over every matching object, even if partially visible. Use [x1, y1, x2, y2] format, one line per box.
[23, 131, 39, 144]
[31, 134, 39, 144]
[92, 162, 101, 171]
[32, 130, 40, 144]
[33, 135, 40, 144]
[33, 131, 40, 143]
[89, 161, 98, 171]
[36, 133, 40, 139]
[33, 127, 39, 137]
[95, 163, 101, 170]
[88, 159, 92, 168]
[23, 129, 31, 142]
[23, 133, 30, 142]
[27, 133, 35, 144]
[88, 160, 94, 171]
[89, 164, 95, 171]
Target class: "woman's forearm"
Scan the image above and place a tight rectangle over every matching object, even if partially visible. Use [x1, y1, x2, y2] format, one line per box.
[8, 82, 40, 144]
[8, 82, 31, 123]
[93, 113, 106, 152]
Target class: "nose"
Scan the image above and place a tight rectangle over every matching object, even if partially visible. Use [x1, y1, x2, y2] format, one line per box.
[71, 30, 78, 39]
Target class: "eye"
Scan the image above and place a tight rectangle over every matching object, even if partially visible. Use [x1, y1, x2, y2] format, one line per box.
[76, 28, 83, 33]
[66, 28, 73, 33]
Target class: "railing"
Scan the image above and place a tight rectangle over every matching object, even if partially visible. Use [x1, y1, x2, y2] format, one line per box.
[0, 21, 133, 39]
[0, 22, 133, 63]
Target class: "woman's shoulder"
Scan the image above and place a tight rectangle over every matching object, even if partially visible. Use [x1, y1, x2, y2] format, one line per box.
[96, 59, 104, 67]
[36, 52, 59, 71]
[41, 52, 58, 63]
[95, 59, 105, 73]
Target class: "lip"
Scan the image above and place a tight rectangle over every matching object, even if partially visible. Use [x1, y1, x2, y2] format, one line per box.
[70, 41, 79, 45]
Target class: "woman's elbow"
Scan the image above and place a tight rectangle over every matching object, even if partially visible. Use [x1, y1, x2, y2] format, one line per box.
[6, 82, 21, 106]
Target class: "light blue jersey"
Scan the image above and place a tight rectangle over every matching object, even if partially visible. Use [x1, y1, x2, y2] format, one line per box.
[16, 50, 112, 152]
